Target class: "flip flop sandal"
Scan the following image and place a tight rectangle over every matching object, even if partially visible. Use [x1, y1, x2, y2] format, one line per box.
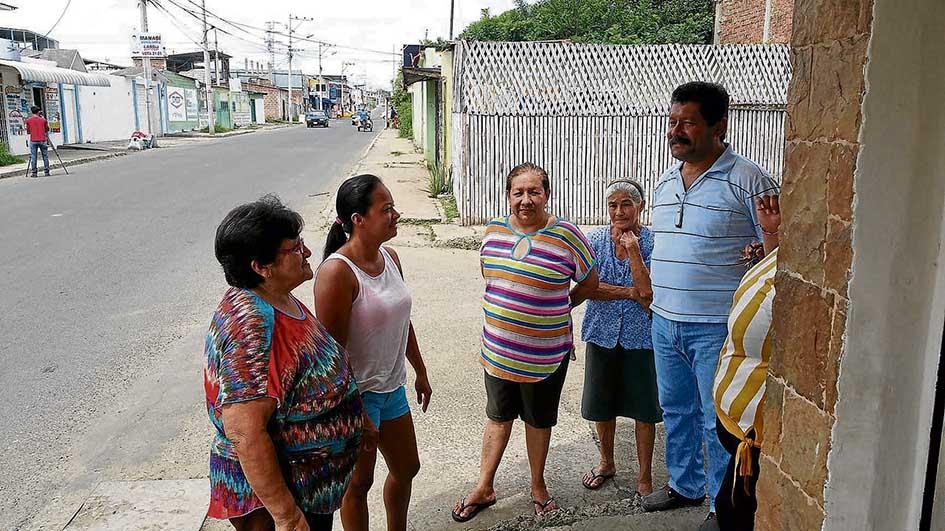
[582, 469, 616, 490]
[533, 497, 559, 516]
[451, 497, 497, 523]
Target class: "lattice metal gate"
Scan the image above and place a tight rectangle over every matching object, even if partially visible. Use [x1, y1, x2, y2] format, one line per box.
[450, 41, 792, 225]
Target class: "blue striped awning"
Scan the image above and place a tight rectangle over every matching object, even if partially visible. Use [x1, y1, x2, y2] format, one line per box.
[0, 59, 111, 87]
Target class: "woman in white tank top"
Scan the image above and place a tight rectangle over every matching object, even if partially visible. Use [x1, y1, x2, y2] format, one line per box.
[314, 174, 432, 531]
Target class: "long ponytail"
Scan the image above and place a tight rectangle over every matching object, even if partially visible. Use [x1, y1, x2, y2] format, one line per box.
[322, 174, 383, 261]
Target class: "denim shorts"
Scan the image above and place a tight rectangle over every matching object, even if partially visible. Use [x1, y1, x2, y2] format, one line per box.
[361, 385, 411, 427]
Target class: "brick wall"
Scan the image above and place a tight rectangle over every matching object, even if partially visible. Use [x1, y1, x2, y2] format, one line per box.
[755, 1, 874, 529]
[719, 0, 795, 44]
[243, 82, 287, 121]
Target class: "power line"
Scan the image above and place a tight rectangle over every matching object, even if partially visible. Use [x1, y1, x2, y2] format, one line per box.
[157, 0, 275, 52]
[44, 0, 74, 37]
[146, 0, 208, 47]
[171, 0, 398, 57]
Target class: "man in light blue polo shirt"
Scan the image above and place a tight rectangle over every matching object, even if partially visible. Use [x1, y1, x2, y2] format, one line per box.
[641, 82, 779, 531]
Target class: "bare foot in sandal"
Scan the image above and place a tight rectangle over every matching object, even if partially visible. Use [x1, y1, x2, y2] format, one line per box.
[582, 466, 616, 490]
[451, 487, 497, 523]
[532, 496, 559, 516]
[531, 485, 559, 516]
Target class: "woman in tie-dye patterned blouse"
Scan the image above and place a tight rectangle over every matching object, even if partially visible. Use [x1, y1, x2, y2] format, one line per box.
[204, 195, 362, 531]
[452, 163, 599, 523]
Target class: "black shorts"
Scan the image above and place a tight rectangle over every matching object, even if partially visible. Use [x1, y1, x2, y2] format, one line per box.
[484, 355, 570, 429]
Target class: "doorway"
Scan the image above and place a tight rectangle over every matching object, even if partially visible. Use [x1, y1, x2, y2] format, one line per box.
[31, 87, 44, 114]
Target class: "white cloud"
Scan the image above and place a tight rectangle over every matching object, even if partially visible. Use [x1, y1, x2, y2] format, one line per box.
[4, 0, 518, 89]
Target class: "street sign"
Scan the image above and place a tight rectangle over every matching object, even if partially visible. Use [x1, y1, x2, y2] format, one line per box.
[131, 33, 166, 58]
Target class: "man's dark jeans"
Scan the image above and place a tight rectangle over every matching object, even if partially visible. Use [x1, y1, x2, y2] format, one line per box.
[29, 141, 50, 174]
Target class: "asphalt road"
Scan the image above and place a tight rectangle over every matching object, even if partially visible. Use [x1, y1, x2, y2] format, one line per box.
[0, 120, 380, 528]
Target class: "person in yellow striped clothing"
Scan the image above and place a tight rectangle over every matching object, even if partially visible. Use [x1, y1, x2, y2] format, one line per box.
[711, 194, 780, 531]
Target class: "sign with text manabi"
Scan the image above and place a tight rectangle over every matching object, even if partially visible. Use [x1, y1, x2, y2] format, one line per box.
[131, 33, 166, 58]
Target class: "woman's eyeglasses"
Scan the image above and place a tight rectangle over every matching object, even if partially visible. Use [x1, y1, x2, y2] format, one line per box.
[279, 238, 305, 255]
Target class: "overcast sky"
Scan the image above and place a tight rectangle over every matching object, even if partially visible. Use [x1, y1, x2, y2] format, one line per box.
[3, 0, 518, 89]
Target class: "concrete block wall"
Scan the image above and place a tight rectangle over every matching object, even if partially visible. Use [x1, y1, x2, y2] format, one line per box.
[755, 0, 875, 529]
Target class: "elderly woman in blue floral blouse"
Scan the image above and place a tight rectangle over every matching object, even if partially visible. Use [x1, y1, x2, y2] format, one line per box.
[571, 179, 661, 497]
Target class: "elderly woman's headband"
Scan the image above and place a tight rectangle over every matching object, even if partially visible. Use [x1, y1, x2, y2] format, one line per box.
[606, 179, 645, 200]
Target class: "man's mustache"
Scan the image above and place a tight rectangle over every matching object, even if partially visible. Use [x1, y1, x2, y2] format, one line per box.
[670, 136, 691, 146]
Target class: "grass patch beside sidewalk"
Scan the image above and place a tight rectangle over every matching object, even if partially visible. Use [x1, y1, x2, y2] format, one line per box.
[440, 195, 459, 223]
[0, 143, 23, 166]
[198, 126, 233, 134]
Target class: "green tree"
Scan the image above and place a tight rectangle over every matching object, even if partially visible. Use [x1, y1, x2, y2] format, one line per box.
[460, 0, 714, 45]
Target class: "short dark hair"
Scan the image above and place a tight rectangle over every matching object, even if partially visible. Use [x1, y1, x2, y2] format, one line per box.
[30, 106, 41, 114]
[214, 195, 304, 288]
[671, 82, 730, 126]
[506, 162, 550, 193]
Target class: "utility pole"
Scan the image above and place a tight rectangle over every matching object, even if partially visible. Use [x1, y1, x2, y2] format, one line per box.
[341, 61, 354, 116]
[213, 28, 220, 85]
[287, 16, 293, 122]
[138, 0, 156, 142]
[316, 42, 333, 112]
[449, 0, 455, 39]
[265, 21, 276, 84]
[201, 0, 215, 134]
[287, 14, 312, 122]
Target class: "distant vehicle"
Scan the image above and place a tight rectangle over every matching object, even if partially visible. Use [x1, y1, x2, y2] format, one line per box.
[306, 111, 330, 128]
[355, 110, 372, 132]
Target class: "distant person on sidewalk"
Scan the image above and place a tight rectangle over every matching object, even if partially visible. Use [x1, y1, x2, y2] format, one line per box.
[452, 162, 599, 523]
[204, 195, 363, 531]
[642, 82, 780, 531]
[570, 178, 662, 497]
[712, 195, 780, 531]
[25, 106, 50, 177]
[315, 174, 432, 531]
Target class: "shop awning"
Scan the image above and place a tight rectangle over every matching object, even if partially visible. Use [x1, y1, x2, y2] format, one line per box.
[0, 59, 111, 87]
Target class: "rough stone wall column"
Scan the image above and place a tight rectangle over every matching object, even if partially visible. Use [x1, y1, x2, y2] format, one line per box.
[756, 1, 874, 529]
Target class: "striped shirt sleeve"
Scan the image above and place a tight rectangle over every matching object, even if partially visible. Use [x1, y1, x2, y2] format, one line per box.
[558, 221, 597, 282]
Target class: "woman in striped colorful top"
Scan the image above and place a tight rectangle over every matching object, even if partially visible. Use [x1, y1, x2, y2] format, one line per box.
[712, 194, 780, 530]
[452, 163, 598, 523]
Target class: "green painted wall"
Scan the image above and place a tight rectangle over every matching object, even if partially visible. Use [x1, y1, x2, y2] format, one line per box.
[424, 80, 437, 164]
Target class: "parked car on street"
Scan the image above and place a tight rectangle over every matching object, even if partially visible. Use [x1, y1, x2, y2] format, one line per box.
[306, 111, 330, 128]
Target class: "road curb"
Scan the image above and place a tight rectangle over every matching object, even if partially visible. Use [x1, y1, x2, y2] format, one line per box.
[0, 152, 128, 180]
